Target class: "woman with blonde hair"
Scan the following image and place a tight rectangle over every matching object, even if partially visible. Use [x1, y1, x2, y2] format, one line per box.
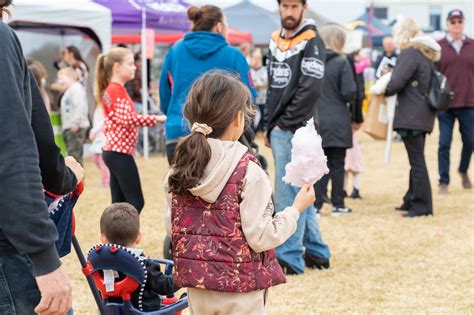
[392, 17, 422, 50]
[313, 24, 357, 217]
[385, 19, 441, 217]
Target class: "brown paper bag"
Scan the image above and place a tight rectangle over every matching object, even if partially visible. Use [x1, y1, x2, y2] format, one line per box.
[363, 94, 388, 140]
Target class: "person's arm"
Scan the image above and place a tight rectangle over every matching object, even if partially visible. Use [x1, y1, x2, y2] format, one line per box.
[340, 58, 358, 103]
[240, 162, 300, 253]
[108, 89, 164, 128]
[278, 35, 326, 129]
[0, 26, 60, 276]
[159, 49, 173, 115]
[385, 49, 418, 96]
[235, 51, 257, 99]
[30, 72, 78, 194]
[144, 261, 179, 295]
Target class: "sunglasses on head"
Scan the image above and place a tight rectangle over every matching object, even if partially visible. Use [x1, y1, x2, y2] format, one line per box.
[449, 19, 463, 25]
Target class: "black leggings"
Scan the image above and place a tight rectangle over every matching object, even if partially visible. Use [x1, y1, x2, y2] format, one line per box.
[314, 147, 347, 209]
[102, 151, 144, 213]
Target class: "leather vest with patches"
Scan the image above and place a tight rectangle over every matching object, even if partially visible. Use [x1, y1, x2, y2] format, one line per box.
[171, 152, 286, 292]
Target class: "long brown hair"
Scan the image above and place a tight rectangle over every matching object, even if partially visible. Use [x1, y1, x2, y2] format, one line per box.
[168, 71, 254, 196]
[187, 5, 224, 32]
[94, 47, 131, 104]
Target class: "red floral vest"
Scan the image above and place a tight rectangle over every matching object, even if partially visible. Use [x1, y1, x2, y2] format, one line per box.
[171, 152, 286, 292]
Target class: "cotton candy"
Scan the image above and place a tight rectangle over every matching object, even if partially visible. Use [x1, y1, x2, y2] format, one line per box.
[283, 118, 329, 187]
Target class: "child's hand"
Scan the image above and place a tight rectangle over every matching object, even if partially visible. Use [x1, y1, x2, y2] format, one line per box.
[292, 183, 316, 212]
[156, 115, 167, 124]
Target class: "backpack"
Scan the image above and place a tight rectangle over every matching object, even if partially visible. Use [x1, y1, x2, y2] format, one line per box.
[426, 66, 454, 112]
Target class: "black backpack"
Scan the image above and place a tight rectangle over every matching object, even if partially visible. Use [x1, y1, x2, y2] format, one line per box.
[426, 66, 454, 112]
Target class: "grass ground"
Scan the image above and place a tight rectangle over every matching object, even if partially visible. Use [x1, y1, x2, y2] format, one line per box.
[65, 122, 473, 314]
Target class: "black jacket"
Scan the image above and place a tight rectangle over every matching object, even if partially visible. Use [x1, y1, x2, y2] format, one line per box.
[347, 54, 365, 124]
[265, 20, 326, 134]
[131, 258, 179, 310]
[0, 23, 76, 276]
[386, 47, 435, 133]
[314, 50, 357, 149]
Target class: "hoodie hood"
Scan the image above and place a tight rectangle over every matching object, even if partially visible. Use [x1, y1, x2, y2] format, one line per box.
[188, 138, 248, 203]
[325, 49, 340, 61]
[407, 35, 441, 62]
[183, 31, 228, 60]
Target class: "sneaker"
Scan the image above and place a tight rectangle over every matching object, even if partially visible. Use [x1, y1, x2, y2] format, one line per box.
[350, 188, 362, 199]
[459, 172, 472, 189]
[331, 207, 352, 217]
[315, 207, 321, 218]
[304, 253, 330, 270]
[402, 211, 433, 218]
[277, 258, 299, 275]
[439, 183, 448, 194]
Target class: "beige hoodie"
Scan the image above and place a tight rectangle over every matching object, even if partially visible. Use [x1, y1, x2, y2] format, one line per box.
[164, 138, 300, 254]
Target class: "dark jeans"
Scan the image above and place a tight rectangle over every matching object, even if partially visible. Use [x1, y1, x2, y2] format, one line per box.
[315, 148, 346, 209]
[0, 255, 40, 314]
[401, 132, 433, 215]
[166, 142, 178, 166]
[102, 151, 144, 213]
[438, 108, 474, 185]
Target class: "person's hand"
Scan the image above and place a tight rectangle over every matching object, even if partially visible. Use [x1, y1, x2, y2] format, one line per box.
[352, 123, 362, 132]
[88, 130, 95, 141]
[65, 156, 84, 183]
[155, 115, 167, 124]
[263, 132, 271, 148]
[292, 183, 316, 212]
[69, 126, 79, 133]
[34, 266, 72, 315]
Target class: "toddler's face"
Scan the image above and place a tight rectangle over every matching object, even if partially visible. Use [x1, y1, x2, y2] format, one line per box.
[57, 74, 75, 90]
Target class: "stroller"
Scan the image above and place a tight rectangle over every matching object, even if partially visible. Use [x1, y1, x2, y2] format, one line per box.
[163, 125, 269, 260]
[46, 183, 187, 315]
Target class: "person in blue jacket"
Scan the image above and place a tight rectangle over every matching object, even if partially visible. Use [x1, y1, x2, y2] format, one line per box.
[159, 4, 256, 164]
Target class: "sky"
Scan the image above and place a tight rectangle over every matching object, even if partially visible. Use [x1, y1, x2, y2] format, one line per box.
[187, 0, 367, 24]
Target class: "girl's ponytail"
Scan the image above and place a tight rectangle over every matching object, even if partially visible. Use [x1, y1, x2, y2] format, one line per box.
[94, 54, 109, 104]
[168, 131, 212, 195]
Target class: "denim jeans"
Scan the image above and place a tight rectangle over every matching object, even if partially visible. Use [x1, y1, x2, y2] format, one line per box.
[270, 129, 330, 274]
[438, 108, 474, 185]
[0, 255, 74, 315]
[0, 255, 41, 314]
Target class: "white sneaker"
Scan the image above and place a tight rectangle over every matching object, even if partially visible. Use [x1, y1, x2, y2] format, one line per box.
[315, 207, 321, 219]
[331, 207, 352, 217]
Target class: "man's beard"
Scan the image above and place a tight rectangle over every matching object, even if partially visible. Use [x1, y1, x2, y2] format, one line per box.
[281, 12, 304, 31]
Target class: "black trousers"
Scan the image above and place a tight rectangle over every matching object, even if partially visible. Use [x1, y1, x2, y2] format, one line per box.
[401, 132, 433, 215]
[315, 147, 346, 209]
[102, 151, 144, 213]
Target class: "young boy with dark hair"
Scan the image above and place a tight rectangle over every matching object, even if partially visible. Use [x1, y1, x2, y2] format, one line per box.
[100, 203, 179, 310]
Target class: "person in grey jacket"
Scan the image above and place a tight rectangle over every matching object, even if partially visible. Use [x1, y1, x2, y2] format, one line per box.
[314, 24, 357, 216]
[0, 1, 83, 313]
[385, 34, 441, 218]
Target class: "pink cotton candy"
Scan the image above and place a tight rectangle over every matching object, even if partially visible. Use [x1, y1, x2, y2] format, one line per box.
[283, 118, 329, 187]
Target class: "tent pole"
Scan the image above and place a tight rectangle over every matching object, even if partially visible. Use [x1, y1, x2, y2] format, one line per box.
[141, 6, 149, 159]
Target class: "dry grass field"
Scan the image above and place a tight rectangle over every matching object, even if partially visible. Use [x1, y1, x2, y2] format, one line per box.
[65, 122, 473, 314]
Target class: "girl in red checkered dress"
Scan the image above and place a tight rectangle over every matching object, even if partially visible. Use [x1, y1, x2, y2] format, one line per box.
[95, 47, 166, 213]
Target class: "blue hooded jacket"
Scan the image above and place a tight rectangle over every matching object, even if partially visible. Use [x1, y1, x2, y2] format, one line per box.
[159, 32, 255, 142]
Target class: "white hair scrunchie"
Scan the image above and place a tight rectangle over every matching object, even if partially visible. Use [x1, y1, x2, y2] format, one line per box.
[191, 122, 213, 136]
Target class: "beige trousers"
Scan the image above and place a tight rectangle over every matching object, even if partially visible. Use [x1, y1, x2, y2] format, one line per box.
[187, 288, 268, 315]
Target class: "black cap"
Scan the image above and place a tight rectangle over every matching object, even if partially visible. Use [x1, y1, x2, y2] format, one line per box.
[447, 9, 464, 20]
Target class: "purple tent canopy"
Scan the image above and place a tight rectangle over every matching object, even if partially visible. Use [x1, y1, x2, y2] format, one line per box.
[94, 0, 190, 32]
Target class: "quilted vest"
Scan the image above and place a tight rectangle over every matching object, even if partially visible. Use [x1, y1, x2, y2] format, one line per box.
[172, 152, 286, 293]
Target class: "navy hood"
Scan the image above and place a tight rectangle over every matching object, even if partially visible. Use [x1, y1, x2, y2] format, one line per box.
[183, 31, 228, 60]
